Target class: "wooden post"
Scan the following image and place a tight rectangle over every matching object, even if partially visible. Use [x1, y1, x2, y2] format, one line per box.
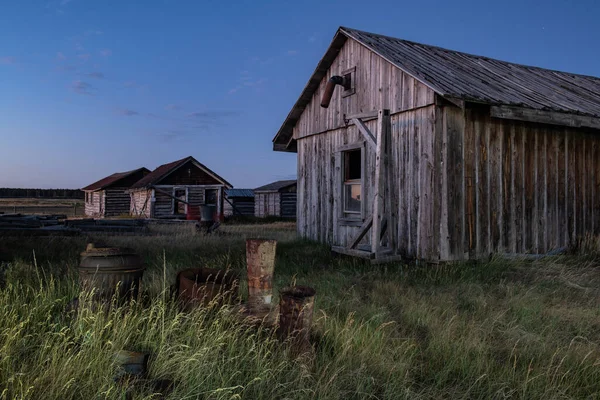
[372, 110, 390, 256]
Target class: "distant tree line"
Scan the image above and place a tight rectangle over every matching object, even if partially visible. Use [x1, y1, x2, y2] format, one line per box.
[0, 188, 84, 199]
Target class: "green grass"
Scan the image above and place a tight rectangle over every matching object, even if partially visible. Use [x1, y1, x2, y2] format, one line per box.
[0, 223, 599, 399]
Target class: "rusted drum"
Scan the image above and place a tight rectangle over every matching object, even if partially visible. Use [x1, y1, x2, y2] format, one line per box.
[176, 268, 239, 310]
[246, 239, 277, 314]
[186, 205, 200, 221]
[79, 243, 145, 303]
[278, 286, 316, 354]
[200, 205, 216, 222]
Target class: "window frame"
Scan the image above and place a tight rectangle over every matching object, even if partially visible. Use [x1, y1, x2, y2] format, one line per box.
[338, 141, 366, 225]
[341, 66, 356, 98]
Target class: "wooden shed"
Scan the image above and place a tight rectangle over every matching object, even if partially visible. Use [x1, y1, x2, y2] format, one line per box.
[254, 180, 297, 218]
[128, 156, 232, 219]
[224, 189, 255, 217]
[81, 167, 150, 218]
[272, 26, 600, 262]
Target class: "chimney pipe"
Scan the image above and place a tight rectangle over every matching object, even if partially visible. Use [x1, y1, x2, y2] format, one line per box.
[320, 75, 349, 108]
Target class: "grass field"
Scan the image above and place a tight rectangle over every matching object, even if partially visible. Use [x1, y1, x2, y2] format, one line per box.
[0, 223, 599, 399]
[0, 198, 85, 217]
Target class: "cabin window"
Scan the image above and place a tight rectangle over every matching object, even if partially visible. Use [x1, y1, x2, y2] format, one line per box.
[174, 189, 186, 214]
[343, 148, 362, 217]
[85, 192, 90, 204]
[341, 66, 356, 98]
[205, 189, 217, 205]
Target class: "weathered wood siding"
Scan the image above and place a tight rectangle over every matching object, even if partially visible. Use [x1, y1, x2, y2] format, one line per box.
[130, 189, 151, 218]
[280, 192, 297, 218]
[84, 191, 103, 217]
[255, 193, 281, 217]
[438, 104, 600, 260]
[104, 189, 131, 217]
[293, 38, 435, 140]
[297, 105, 437, 258]
[224, 197, 255, 217]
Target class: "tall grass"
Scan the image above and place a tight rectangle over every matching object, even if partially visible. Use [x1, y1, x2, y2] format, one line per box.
[0, 223, 599, 399]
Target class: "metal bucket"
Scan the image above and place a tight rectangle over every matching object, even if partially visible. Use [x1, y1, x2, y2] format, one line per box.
[200, 205, 216, 222]
[176, 267, 239, 310]
[246, 239, 277, 314]
[78, 243, 145, 303]
[278, 285, 316, 354]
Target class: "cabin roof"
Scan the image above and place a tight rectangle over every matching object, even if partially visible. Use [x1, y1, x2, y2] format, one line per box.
[130, 156, 232, 189]
[81, 167, 150, 191]
[273, 26, 600, 151]
[225, 188, 255, 198]
[254, 180, 296, 193]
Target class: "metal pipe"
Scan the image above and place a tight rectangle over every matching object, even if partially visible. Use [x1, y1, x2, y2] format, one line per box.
[320, 76, 346, 108]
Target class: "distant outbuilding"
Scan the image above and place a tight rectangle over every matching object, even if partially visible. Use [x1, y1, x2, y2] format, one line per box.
[224, 189, 255, 217]
[81, 167, 150, 218]
[254, 180, 297, 218]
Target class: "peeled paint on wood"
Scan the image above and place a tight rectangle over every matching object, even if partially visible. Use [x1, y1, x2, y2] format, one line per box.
[246, 239, 276, 314]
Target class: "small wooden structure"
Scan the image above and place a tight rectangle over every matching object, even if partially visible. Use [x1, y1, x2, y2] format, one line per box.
[81, 168, 150, 218]
[273, 26, 600, 262]
[224, 189, 255, 217]
[128, 156, 232, 219]
[254, 180, 297, 218]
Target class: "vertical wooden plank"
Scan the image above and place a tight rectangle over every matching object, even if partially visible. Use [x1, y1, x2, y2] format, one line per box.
[546, 130, 556, 250]
[502, 123, 513, 252]
[537, 128, 547, 253]
[464, 108, 476, 259]
[575, 133, 584, 240]
[448, 107, 465, 260]
[594, 139, 600, 235]
[372, 110, 389, 256]
[556, 130, 566, 247]
[397, 113, 408, 255]
[438, 106, 449, 260]
[585, 134, 593, 235]
[567, 133, 576, 244]
[418, 107, 434, 260]
[489, 119, 502, 252]
[524, 127, 535, 253]
[411, 111, 420, 258]
[514, 124, 525, 253]
[476, 114, 489, 257]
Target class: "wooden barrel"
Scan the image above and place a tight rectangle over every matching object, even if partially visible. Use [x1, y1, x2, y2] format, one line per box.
[278, 285, 316, 355]
[78, 243, 145, 303]
[246, 239, 277, 314]
[176, 267, 239, 310]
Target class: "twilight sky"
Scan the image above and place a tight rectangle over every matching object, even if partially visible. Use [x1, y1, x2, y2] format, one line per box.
[1, 0, 599, 189]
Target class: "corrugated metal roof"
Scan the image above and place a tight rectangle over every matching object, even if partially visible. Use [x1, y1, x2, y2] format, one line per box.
[225, 188, 254, 198]
[254, 180, 296, 192]
[82, 167, 150, 191]
[130, 156, 232, 189]
[273, 26, 600, 151]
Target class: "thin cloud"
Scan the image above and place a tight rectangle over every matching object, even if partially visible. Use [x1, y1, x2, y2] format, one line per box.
[71, 80, 93, 95]
[100, 49, 112, 57]
[56, 52, 66, 60]
[86, 71, 104, 79]
[287, 50, 298, 56]
[60, 0, 74, 5]
[0, 56, 16, 65]
[78, 53, 91, 61]
[187, 110, 238, 119]
[308, 34, 317, 43]
[116, 108, 139, 116]
[165, 104, 183, 111]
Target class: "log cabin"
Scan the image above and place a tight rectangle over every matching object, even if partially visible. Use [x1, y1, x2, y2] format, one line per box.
[81, 167, 150, 218]
[254, 180, 297, 218]
[128, 156, 232, 219]
[224, 189, 255, 217]
[272, 26, 600, 262]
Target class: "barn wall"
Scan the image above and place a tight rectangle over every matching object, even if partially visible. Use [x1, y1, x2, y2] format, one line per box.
[224, 197, 255, 217]
[441, 105, 600, 260]
[297, 105, 437, 258]
[255, 193, 281, 217]
[104, 188, 131, 217]
[130, 190, 151, 218]
[280, 192, 297, 218]
[293, 37, 435, 140]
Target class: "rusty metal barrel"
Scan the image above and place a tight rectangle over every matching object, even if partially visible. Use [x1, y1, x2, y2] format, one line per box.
[246, 239, 277, 314]
[78, 243, 145, 303]
[176, 268, 239, 310]
[278, 285, 316, 354]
